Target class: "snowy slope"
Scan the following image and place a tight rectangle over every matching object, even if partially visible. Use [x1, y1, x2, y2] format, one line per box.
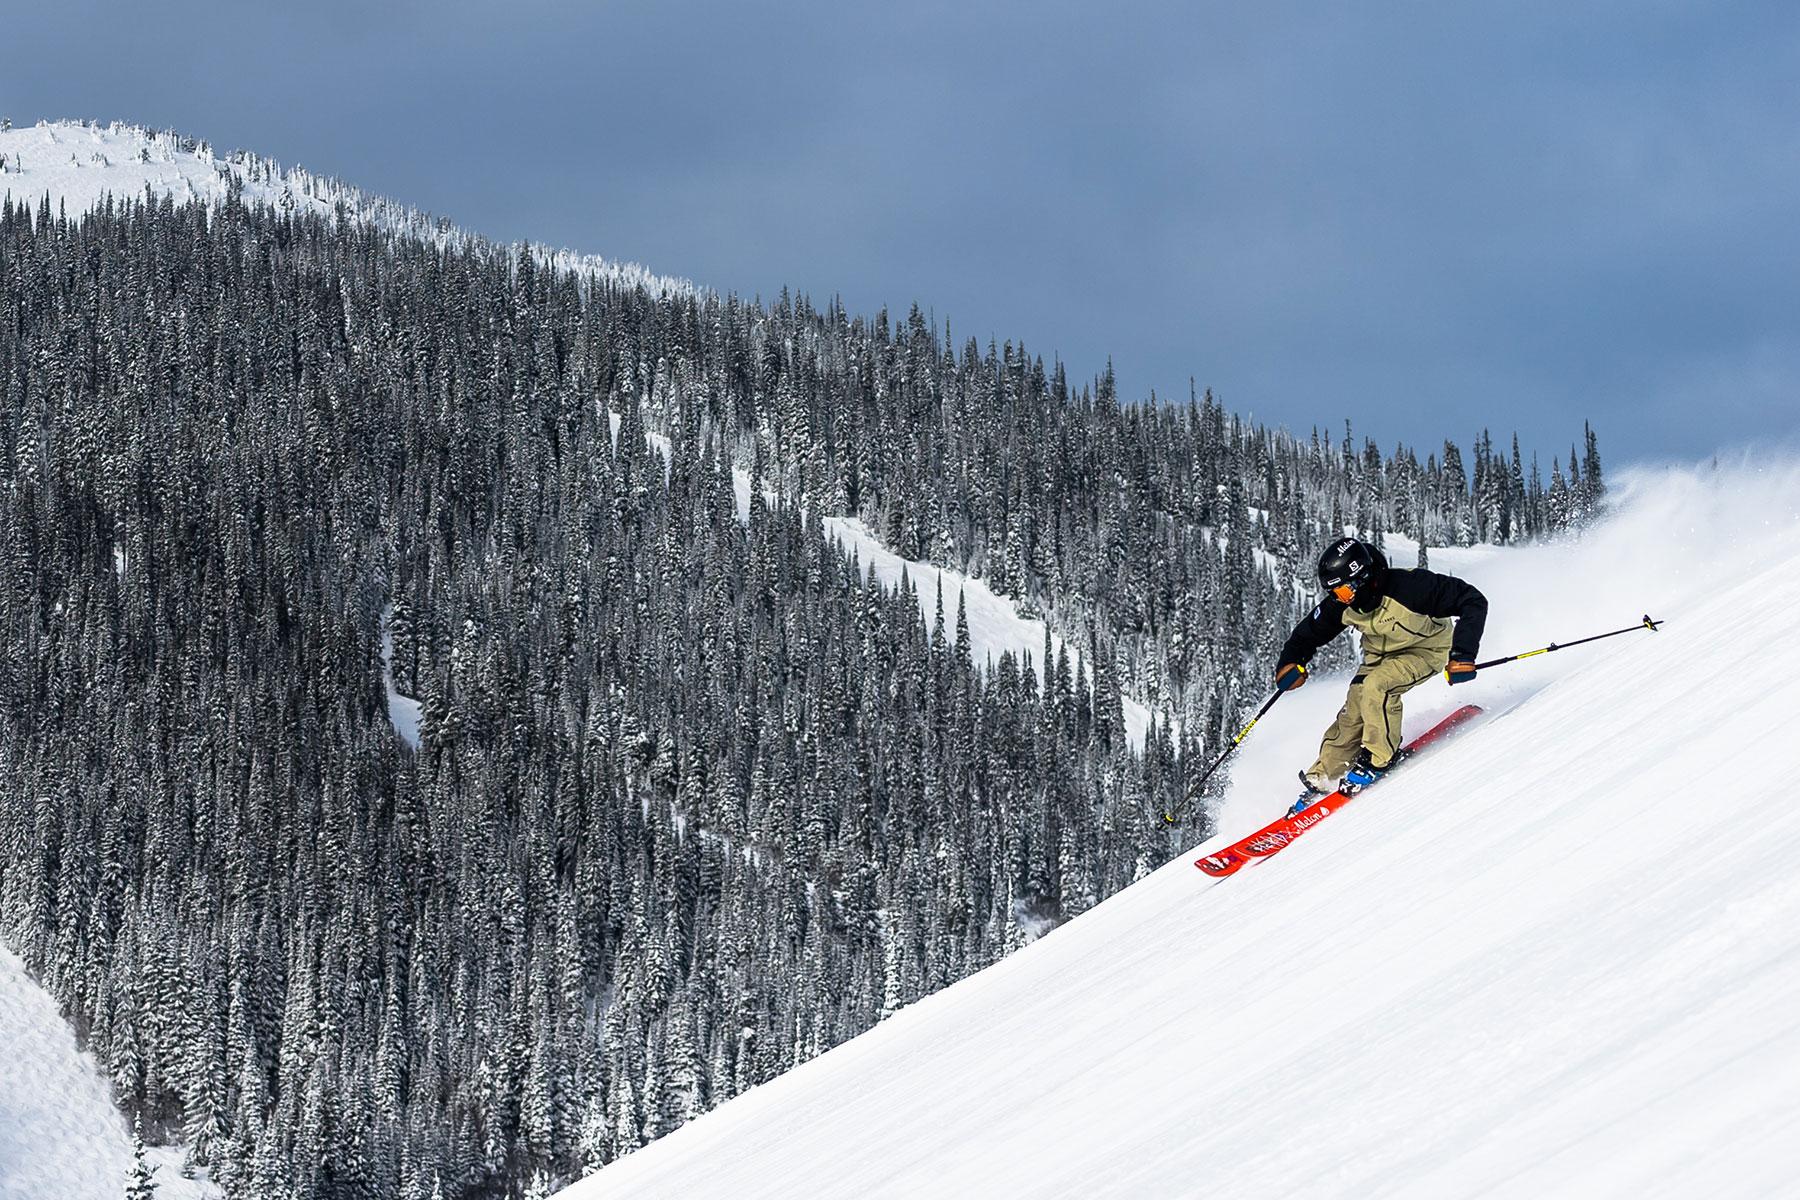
[0, 120, 334, 220]
[563, 458, 1800, 1200]
[0, 945, 220, 1200]
[0, 120, 688, 296]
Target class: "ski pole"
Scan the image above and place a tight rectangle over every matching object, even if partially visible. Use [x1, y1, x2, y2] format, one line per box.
[1162, 688, 1285, 826]
[1464, 613, 1663, 676]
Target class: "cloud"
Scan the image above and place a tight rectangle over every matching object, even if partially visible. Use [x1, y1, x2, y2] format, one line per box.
[9, 0, 1797, 461]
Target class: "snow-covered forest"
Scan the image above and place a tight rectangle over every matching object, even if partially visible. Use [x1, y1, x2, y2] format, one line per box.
[0, 185, 1600, 1198]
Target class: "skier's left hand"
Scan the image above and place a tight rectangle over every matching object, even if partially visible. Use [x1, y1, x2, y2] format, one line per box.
[1445, 660, 1477, 685]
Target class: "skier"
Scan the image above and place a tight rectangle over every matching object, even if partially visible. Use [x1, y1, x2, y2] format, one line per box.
[1274, 537, 1487, 813]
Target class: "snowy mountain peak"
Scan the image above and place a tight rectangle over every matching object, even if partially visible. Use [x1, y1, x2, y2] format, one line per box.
[2, 119, 342, 222]
[0, 119, 691, 297]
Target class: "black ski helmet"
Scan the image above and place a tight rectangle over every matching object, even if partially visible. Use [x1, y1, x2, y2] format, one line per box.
[1317, 537, 1387, 599]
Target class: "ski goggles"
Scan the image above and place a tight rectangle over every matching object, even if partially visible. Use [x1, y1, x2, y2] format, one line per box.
[1326, 581, 1358, 604]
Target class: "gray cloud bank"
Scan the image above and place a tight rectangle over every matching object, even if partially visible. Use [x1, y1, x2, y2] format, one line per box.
[9, 0, 1797, 461]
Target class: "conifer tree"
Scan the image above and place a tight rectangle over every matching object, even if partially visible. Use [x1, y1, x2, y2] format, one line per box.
[125, 1116, 159, 1200]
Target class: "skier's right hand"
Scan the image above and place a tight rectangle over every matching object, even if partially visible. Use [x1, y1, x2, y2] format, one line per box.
[1275, 663, 1308, 691]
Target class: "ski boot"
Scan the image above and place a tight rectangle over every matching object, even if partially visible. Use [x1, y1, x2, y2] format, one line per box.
[1287, 770, 1331, 817]
[1340, 748, 1393, 793]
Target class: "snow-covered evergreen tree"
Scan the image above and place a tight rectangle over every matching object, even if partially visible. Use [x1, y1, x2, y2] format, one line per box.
[124, 1116, 158, 1199]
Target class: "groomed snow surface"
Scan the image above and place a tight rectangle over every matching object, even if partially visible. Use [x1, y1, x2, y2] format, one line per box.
[0, 945, 220, 1200]
[565, 457, 1800, 1200]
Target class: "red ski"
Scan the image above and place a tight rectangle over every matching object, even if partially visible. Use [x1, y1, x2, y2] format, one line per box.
[1194, 704, 1484, 878]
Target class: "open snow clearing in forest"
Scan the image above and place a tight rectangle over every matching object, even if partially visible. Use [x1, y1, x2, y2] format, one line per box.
[564, 458, 1800, 1200]
[816, 515, 1166, 749]
[632, 419, 1168, 748]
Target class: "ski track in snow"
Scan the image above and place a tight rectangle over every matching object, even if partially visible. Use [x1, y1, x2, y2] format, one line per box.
[563, 457, 1800, 1200]
[0, 945, 221, 1200]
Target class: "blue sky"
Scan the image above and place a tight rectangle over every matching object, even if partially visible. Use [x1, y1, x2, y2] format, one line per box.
[8, 1, 1798, 464]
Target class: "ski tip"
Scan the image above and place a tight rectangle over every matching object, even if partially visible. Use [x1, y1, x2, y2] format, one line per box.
[1194, 851, 1245, 877]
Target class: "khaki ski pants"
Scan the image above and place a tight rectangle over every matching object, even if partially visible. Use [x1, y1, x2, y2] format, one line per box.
[1307, 647, 1446, 782]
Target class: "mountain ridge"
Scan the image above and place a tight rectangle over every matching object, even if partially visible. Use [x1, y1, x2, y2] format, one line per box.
[0, 118, 691, 298]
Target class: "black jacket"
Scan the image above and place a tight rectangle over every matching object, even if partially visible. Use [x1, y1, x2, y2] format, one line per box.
[1280, 567, 1488, 666]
